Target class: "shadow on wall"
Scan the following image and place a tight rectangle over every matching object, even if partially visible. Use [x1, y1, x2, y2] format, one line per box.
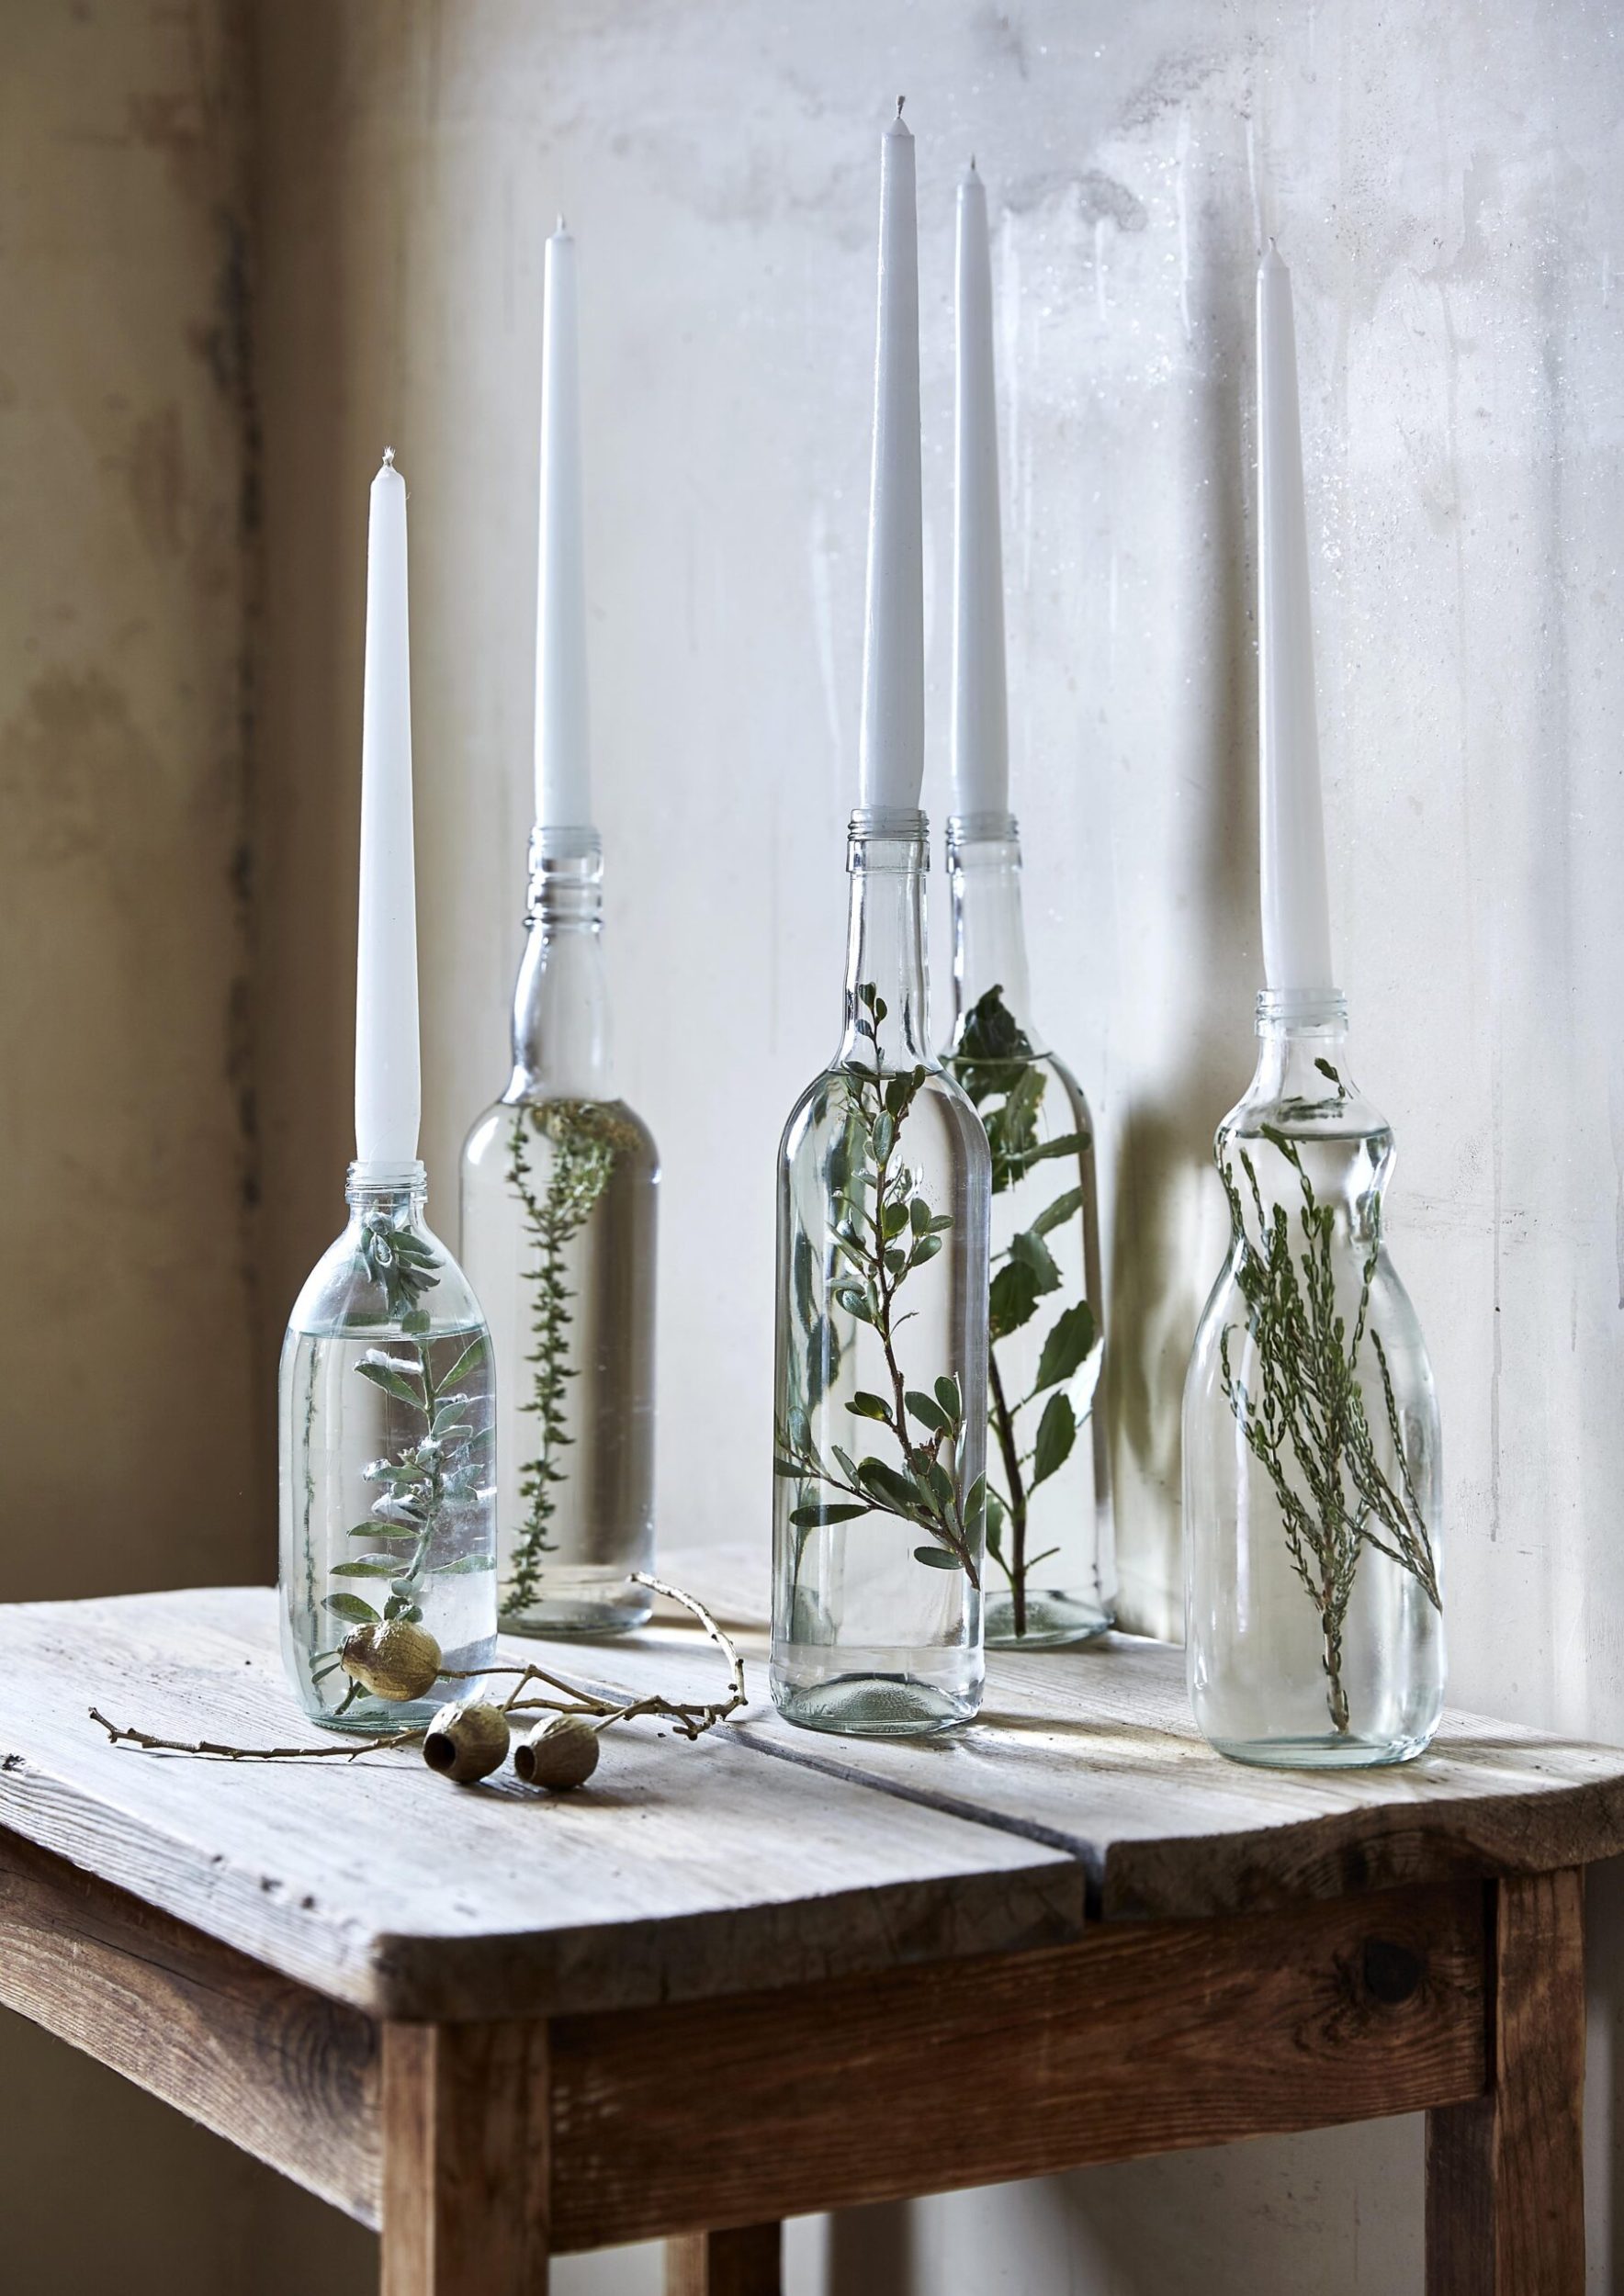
[1106, 173, 1259, 1642]
[827, 2195, 915, 2293]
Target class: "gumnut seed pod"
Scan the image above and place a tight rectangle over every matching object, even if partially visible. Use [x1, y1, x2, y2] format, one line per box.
[514, 1713, 601, 1789]
[422, 1700, 510, 1784]
[340, 1617, 443, 1704]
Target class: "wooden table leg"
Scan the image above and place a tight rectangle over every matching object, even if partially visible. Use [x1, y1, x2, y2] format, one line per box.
[382, 2021, 551, 2294]
[1425, 1869, 1585, 2294]
[664, 2223, 783, 2296]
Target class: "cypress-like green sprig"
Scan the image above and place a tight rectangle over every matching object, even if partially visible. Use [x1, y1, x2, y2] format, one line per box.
[1218, 1119, 1440, 1736]
[502, 1100, 626, 1617]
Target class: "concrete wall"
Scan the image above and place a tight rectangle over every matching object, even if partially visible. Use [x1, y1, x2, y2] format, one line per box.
[6, 0, 1624, 2288]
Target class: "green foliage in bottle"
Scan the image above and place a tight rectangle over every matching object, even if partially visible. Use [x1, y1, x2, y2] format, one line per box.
[776, 984, 987, 1589]
[1217, 1106, 1442, 1736]
[951, 985, 1098, 1637]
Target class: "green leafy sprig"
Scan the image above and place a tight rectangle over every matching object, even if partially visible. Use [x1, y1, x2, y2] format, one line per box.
[776, 983, 986, 1588]
[1218, 1106, 1440, 1736]
[950, 985, 1099, 1636]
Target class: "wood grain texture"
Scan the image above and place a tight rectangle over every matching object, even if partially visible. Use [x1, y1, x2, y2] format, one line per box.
[549, 1882, 1489, 2250]
[382, 2020, 550, 2295]
[664, 2224, 783, 2296]
[1425, 1868, 1586, 2294]
[622, 1604, 1624, 1919]
[0, 1587, 1082, 2019]
[0, 1825, 379, 2220]
[4, 1579, 1621, 2032]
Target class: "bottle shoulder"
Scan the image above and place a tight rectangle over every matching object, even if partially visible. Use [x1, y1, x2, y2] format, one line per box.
[779, 1059, 988, 1170]
[287, 1210, 487, 1338]
[463, 1092, 659, 1178]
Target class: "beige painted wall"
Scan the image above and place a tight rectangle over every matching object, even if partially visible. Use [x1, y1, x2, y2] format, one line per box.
[0, 6, 361, 2289]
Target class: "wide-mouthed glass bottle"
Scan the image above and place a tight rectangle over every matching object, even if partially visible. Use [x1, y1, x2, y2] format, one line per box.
[460, 828, 659, 1638]
[279, 1161, 498, 1731]
[944, 811, 1113, 1647]
[771, 808, 991, 1737]
[1183, 993, 1444, 1766]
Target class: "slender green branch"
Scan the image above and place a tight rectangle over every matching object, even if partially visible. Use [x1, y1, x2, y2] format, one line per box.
[777, 983, 984, 1591]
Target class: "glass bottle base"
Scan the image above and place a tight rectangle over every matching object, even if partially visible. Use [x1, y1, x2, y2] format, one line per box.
[502, 1566, 654, 1639]
[771, 1649, 981, 1737]
[1207, 1728, 1437, 1771]
[984, 1590, 1113, 1650]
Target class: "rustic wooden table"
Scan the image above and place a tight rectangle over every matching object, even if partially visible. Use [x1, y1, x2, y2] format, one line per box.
[0, 1573, 1618, 2295]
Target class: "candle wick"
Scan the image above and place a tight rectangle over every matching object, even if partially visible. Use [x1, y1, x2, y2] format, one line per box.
[556, 212, 567, 233]
[896, 94, 906, 118]
[381, 445, 395, 467]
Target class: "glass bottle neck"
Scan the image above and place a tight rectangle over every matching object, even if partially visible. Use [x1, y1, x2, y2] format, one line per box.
[1233, 990, 1373, 1129]
[838, 808, 937, 1072]
[345, 1158, 429, 1223]
[509, 827, 613, 1100]
[944, 811, 1039, 1052]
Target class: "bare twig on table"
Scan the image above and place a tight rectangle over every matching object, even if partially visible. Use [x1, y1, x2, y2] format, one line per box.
[86, 1572, 747, 1766]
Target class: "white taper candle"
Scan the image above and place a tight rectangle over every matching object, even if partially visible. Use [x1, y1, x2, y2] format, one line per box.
[951, 158, 1009, 819]
[536, 219, 592, 828]
[355, 450, 422, 1166]
[1257, 242, 1336, 995]
[858, 101, 924, 814]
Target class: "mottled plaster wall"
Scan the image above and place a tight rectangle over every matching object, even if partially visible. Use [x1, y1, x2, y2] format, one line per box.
[0, 6, 358, 2290]
[249, 3, 1624, 2290]
[7, 1, 1624, 2290]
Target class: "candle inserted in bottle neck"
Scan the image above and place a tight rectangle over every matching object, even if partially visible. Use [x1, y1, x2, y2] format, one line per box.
[952, 158, 1009, 820]
[1257, 243, 1336, 996]
[536, 220, 592, 830]
[355, 453, 422, 1166]
[858, 103, 924, 814]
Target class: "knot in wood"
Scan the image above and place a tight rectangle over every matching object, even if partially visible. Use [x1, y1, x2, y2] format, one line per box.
[1361, 1936, 1424, 2005]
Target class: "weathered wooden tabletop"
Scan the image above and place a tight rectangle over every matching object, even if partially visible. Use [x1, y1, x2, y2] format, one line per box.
[0, 1569, 1620, 2027]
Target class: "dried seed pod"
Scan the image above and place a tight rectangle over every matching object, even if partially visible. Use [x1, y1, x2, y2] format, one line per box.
[513, 1713, 600, 1790]
[340, 1617, 442, 1704]
[422, 1700, 510, 1784]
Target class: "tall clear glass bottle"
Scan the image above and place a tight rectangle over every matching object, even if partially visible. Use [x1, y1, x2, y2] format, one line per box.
[279, 1162, 498, 1731]
[944, 811, 1114, 1648]
[460, 827, 659, 1637]
[1183, 993, 1444, 1767]
[771, 808, 991, 1736]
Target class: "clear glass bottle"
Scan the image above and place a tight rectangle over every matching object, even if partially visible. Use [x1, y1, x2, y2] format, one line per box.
[279, 1161, 498, 1731]
[943, 811, 1114, 1649]
[460, 827, 658, 1637]
[771, 807, 991, 1736]
[1183, 992, 1444, 1767]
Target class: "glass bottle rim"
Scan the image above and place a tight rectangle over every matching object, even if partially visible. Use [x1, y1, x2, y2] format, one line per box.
[848, 805, 928, 871]
[528, 822, 602, 862]
[1256, 987, 1348, 1035]
[946, 808, 1020, 850]
[346, 1157, 428, 1202]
